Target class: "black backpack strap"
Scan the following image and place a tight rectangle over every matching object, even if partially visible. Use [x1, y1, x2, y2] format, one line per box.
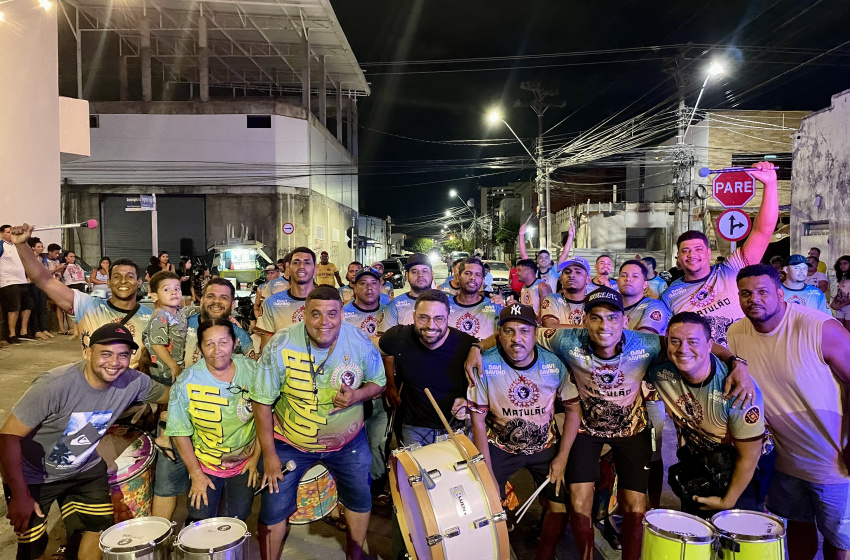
[119, 304, 142, 325]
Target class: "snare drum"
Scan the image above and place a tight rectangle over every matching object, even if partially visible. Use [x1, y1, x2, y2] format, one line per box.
[97, 425, 156, 522]
[641, 509, 716, 560]
[99, 516, 173, 560]
[711, 509, 786, 559]
[289, 464, 339, 524]
[175, 517, 249, 560]
[390, 434, 509, 560]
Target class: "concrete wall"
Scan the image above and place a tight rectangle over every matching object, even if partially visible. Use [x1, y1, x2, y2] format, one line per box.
[790, 89, 850, 267]
[553, 202, 674, 251]
[59, 97, 91, 163]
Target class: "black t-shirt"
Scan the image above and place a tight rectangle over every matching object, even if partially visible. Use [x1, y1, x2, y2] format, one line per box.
[379, 325, 476, 429]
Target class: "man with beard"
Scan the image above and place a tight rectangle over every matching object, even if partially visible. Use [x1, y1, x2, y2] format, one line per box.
[541, 257, 591, 327]
[338, 261, 362, 305]
[185, 278, 255, 367]
[619, 260, 671, 336]
[466, 286, 755, 560]
[438, 258, 463, 296]
[256, 247, 316, 351]
[516, 259, 552, 315]
[782, 254, 830, 313]
[379, 253, 433, 332]
[588, 255, 618, 293]
[447, 257, 502, 340]
[728, 264, 850, 560]
[462, 303, 580, 560]
[10, 224, 152, 369]
[662, 162, 778, 347]
[250, 286, 385, 560]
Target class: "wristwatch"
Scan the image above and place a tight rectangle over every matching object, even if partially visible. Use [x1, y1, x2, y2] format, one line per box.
[471, 342, 483, 351]
[728, 355, 747, 367]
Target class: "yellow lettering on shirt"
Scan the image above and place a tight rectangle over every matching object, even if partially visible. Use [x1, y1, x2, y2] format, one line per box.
[186, 384, 230, 466]
[277, 349, 328, 450]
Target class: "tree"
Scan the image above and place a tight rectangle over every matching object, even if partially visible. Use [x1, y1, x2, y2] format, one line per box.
[495, 220, 520, 255]
[410, 238, 434, 254]
[442, 238, 463, 252]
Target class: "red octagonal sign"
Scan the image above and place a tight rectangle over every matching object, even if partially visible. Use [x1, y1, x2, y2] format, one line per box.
[712, 170, 757, 208]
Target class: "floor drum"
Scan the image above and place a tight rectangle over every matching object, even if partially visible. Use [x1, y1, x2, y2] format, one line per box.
[99, 516, 173, 560]
[711, 509, 787, 560]
[289, 463, 339, 524]
[641, 509, 716, 560]
[97, 425, 156, 522]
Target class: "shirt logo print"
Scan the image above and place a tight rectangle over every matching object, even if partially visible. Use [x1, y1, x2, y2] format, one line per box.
[591, 364, 624, 390]
[456, 312, 480, 336]
[508, 376, 540, 407]
[688, 286, 717, 309]
[292, 305, 305, 323]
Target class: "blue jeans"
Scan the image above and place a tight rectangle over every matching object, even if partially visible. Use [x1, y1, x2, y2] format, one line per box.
[767, 471, 850, 549]
[186, 470, 255, 522]
[365, 397, 389, 484]
[400, 424, 455, 447]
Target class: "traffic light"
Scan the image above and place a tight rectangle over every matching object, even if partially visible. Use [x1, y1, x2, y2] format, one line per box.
[346, 227, 358, 249]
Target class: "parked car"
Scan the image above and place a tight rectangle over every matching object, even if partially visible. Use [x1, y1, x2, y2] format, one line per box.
[446, 251, 470, 267]
[381, 258, 406, 289]
[483, 260, 511, 290]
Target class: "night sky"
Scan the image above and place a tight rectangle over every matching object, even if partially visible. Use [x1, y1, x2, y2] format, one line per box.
[331, 0, 850, 233]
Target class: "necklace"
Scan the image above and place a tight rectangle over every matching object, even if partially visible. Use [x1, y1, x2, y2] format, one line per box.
[305, 334, 339, 395]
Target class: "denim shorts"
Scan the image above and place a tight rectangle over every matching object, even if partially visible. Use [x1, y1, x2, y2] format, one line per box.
[258, 429, 372, 526]
[767, 471, 850, 549]
[153, 446, 190, 497]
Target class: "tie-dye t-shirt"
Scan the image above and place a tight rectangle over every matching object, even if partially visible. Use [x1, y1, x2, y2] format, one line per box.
[250, 322, 386, 452]
[447, 296, 502, 341]
[520, 280, 546, 314]
[540, 293, 585, 326]
[165, 355, 258, 475]
[537, 328, 661, 438]
[661, 249, 749, 347]
[184, 313, 255, 368]
[645, 276, 668, 300]
[468, 346, 577, 455]
[438, 279, 460, 296]
[343, 300, 386, 338]
[255, 289, 307, 334]
[339, 285, 355, 305]
[72, 291, 152, 369]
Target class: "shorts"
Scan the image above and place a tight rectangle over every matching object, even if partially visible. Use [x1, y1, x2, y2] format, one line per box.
[4, 462, 112, 560]
[767, 471, 850, 550]
[645, 400, 666, 463]
[833, 305, 850, 320]
[567, 430, 653, 493]
[0, 284, 32, 314]
[258, 429, 372, 526]
[153, 444, 190, 497]
[489, 444, 567, 503]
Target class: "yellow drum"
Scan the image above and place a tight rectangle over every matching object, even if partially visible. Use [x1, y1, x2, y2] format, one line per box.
[641, 509, 716, 560]
[711, 509, 786, 559]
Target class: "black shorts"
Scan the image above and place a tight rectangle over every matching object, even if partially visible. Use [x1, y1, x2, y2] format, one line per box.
[490, 443, 567, 504]
[4, 461, 113, 560]
[0, 284, 32, 314]
[566, 429, 653, 493]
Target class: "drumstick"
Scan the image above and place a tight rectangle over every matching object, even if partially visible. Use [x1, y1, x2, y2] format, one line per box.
[254, 460, 296, 495]
[514, 478, 551, 524]
[423, 388, 473, 464]
[385, 383, 403, 438]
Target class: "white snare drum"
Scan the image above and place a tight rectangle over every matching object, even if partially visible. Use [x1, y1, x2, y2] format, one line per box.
[175, 517, 249, 560]
[99, 516, 173, 560]
[390, 434, 509, 560]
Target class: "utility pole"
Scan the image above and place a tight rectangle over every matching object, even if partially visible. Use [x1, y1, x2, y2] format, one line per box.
[516, 81, 565, 251]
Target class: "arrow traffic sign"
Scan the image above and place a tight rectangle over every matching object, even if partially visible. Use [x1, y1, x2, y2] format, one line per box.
[716, 209, 752, 242]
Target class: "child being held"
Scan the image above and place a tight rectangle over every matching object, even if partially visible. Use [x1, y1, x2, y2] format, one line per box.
[143, 271, 194, 385]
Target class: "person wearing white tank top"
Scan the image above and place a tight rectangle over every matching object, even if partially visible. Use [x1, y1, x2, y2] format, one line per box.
[729, 264, 850, 557]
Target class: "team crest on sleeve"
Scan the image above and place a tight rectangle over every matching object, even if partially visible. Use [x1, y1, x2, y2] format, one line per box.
[543, 328, 556, 339]
[542, 298, 550, 310]
[509, 376, 540, 407]
[744, 406, 761, 424]
[456, 312, 480, 336]
[649, 310, 662, 321]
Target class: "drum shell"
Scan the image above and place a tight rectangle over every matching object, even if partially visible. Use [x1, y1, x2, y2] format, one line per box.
[710, 510, 786, 560]
[175, 518, 250, 560]
[289, 464, 339, 524]
[99, 517, 173, 560]
[642, 509, 716, 560]
[98, 426, 156, 522]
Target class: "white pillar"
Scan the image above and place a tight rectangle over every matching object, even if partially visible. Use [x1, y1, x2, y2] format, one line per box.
[301, 33, 310, 112]
[318, 55, 327, 126]
[351, 98, 358, 159]
[336, 86, 343, 142]
[0, 2, 62, 245]
[140, 15, 152, 102]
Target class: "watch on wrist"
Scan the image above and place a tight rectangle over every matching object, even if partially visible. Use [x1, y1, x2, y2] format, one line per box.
[729, 355, 747, 367]
[471, 342, 482, 351]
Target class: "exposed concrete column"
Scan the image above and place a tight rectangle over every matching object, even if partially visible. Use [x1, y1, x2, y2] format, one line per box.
[336, 85, 343, 142]
[318, 55, 327, 126]
[351, 97, 358, 159]
[198, 8, 209, 102]
[346, 95, 353, 151]
[140, 15, 152, 102]
[301, 32, 310, 112]
[119, 56, 129, 101]
[75, 8, 83, 99]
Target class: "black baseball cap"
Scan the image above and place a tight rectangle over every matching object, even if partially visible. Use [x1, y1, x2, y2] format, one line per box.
[405, 253, 431, 271]
[89, 323, 139, 350]
[498, 303, 538, 327]
[354, 267, 381, 283]
[585, 287, 624, 313]
[784, 254, 807, 267]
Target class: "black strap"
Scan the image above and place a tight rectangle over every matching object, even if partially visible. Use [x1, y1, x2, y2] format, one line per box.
[119, 304, 142, 326]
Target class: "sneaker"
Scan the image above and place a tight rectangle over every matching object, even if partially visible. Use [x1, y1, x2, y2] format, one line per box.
[7, 337, 21, 344]
[18, 333, 36, 341]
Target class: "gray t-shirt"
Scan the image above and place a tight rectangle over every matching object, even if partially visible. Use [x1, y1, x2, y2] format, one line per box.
[12, 361, 164, 484]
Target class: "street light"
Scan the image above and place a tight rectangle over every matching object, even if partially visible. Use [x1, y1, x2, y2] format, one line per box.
[683, 61, 725, 140]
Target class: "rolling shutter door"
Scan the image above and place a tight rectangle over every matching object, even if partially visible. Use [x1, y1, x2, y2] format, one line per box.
[156, 196, 206, 258]
[101, 195, 153, 268]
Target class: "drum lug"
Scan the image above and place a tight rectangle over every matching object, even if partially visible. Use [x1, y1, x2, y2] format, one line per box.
[473, 517, 490, 529]
[443, 526, 460, 539]
[469, 453, 484, 464]
[492, 511, 508, 523]
[426, 534, 443, 547]
[453, 461, 468, 472]
[407, 474, 422, 485]
[427, 469, 442, 481]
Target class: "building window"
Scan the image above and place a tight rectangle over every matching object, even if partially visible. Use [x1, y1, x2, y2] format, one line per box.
[332, 228, 340, 242]
[89, 115, 100, 128]
[731, 153, 791, 181]
[802, 221, 829, 236]
[626, 227, 666, 251]
[247, 115, 272, 128]
[315, 225, 325, 240]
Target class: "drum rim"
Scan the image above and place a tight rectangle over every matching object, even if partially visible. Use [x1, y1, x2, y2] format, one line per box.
[710, 509, 787, 542]
[176, 517, 249, 553]
[107, 430, 155, 485]
[644, 509, 717, 544]
[99, 516, 172, 552]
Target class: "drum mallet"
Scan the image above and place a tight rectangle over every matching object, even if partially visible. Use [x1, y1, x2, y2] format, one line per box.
[33, 219, 99, 231]
[698, 166, 779, 177]
[254, 460, 296, 495]
[515, 478, 551, 524]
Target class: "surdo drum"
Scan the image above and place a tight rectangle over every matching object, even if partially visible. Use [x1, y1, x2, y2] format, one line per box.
[390, 434, 509, 560]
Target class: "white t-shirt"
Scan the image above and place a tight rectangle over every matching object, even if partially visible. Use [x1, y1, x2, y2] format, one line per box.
[0, 241, 27, 288]
[804, 271, 828, 289]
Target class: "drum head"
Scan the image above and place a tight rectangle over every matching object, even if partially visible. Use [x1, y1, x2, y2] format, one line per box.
[645, 509, 715, 542]
[301, 463, 329, 483]
[711, 510, 786, 541]
[100, 517, 171, 552]
[98, 426, 154, 485]
[177, 518, 248, 552]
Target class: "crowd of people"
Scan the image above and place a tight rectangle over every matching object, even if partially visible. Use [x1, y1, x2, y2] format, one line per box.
[0, 161, 848, 560]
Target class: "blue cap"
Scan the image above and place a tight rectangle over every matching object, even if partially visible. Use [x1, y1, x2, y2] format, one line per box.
[354, 267, 381, 283]
[559, 256, 591, 275]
